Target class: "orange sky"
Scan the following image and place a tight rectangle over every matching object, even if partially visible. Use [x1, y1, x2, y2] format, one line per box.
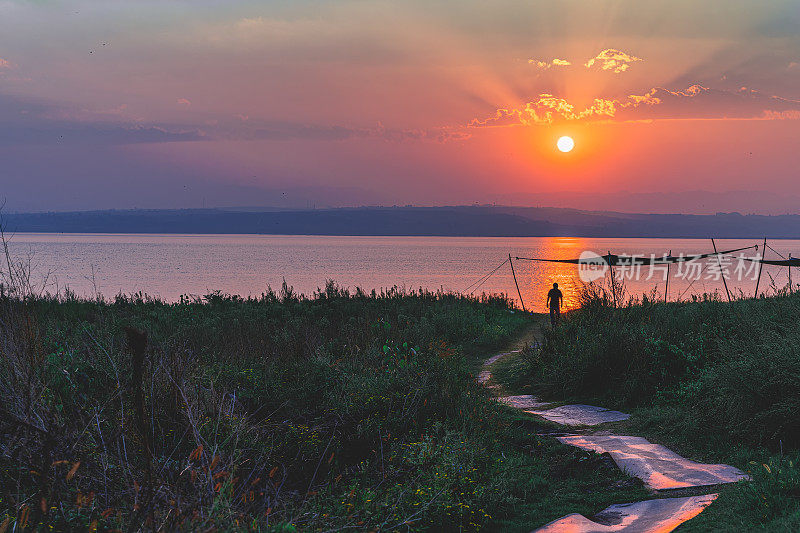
[1, 1, 799, 212]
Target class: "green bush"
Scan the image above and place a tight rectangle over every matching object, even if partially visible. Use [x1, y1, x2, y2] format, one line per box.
[0, 282, 541, 531]
[495, 285, 800, 530]
[503, 286, 800, 450]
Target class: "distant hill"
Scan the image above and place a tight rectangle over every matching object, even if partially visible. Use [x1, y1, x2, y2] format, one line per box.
[4, 206, 800, 238]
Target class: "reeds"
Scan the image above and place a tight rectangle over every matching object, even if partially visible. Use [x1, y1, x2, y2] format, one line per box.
[0, 260, 530, 530]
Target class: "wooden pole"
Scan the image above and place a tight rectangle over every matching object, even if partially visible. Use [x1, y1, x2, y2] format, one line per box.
[608, 250, 618, 308]
[754, 237, 767, 298]
[711, 238, 732, 302]
[665, 250, 671, 303]
[789, 253, 792, 293]
[508, 253, 527, 312]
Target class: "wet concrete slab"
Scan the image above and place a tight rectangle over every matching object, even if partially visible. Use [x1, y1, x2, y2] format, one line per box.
[527, 404, 630, 426]
[535, 494, 718, 533]
[558, 435, 748, 490]
[478, 349, 736, 531]
[498, 395, 552, 410]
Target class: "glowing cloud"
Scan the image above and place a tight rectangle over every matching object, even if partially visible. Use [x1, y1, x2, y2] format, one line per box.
[585, 49, 642, 73]
[469, 94, 618, 127]
[618, 85, 800, 120]
[469, 85, 800, 128]
[528, 58, 572, 69]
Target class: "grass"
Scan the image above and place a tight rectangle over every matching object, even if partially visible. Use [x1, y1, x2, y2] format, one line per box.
[494, 282, 800, 530]
[0, 276, 651, 532]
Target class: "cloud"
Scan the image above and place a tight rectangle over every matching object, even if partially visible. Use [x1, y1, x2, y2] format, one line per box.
[469, 95, 618, 127]
[374, 124, 470, 143]
[468, 109, 522, 128]
[627, 91, 662, 106]
[469, 85, 800, 127]
[0, 91, 468, 147]
[0, 94, 204, 146]
[584, 49, 642, 73]
[528, 58, 571, 69]
[177, 98, 191, 106]
[762, 110, 800, 120]
[617, 85, 800, 120]
[219, 119, 469, 143]
[0, 121, 204, 146]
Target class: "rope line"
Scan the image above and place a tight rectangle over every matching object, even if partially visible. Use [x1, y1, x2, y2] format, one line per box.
[463, 258, 508, 294]
[766, 244, 787, 260]
[677, 262, 708, 301]
[465, 258, 508, 294]
[515, 245, 757, 264]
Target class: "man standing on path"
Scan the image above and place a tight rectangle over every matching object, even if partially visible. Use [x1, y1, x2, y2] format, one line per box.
[547, 282, 563, 326]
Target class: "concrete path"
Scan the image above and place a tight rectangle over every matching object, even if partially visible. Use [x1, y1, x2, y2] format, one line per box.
[498, 395, 552, 410]
[479, 348, 747, 533]
[498, 397, 629, 425]
[528, 404, 630, 426]
[536, 494, 718, 533]
[558, 435, 748, 490]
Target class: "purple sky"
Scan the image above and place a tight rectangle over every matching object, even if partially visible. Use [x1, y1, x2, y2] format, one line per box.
[1, 1, 799, 213]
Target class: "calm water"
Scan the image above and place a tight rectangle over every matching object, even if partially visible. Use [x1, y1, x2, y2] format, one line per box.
[5, 234, 800, 313]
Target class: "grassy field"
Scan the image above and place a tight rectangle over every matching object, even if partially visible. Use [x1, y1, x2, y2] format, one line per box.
[494, 284, 800, 530]
[0, 281, 651, 532]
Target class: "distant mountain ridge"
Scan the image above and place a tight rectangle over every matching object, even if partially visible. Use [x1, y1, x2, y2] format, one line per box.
[5, 206, 800, 239]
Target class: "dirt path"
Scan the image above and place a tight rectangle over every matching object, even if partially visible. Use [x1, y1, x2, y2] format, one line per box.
[480, 333, 747, 533]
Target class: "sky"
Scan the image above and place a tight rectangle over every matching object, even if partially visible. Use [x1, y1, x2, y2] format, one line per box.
[1, 0, 799, 213]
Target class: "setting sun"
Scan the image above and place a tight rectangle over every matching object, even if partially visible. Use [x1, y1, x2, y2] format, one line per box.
[557, 136, 575, 152]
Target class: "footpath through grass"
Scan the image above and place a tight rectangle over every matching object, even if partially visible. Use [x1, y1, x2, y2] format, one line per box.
[0, 282, 648, 532]
[494, 285, 800, 531]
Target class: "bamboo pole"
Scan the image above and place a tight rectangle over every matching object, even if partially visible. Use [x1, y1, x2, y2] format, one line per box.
[508, 253, 527, 312]
[711, 238, 732, 302]
[754, 237, 767, 298]
[790, 253, 793, 293]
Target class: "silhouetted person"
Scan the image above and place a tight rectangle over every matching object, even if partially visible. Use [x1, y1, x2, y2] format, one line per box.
[547, 282, 563, 326]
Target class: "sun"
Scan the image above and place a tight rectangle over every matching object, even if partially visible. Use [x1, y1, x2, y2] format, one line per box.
[557, 136, 575, 153]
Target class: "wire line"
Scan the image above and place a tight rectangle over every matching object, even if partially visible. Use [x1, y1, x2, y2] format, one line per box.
[463, 258, 508, 294]
[677, 262, 708, 301]
[766, 244, 787, 260]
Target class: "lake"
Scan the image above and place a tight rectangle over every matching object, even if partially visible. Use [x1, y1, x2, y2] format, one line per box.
[4, 233, 799, 313]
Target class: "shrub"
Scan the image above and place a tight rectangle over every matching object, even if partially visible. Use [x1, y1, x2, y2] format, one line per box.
[0, 282, 532, 531]
[502, 284, 800, 450]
